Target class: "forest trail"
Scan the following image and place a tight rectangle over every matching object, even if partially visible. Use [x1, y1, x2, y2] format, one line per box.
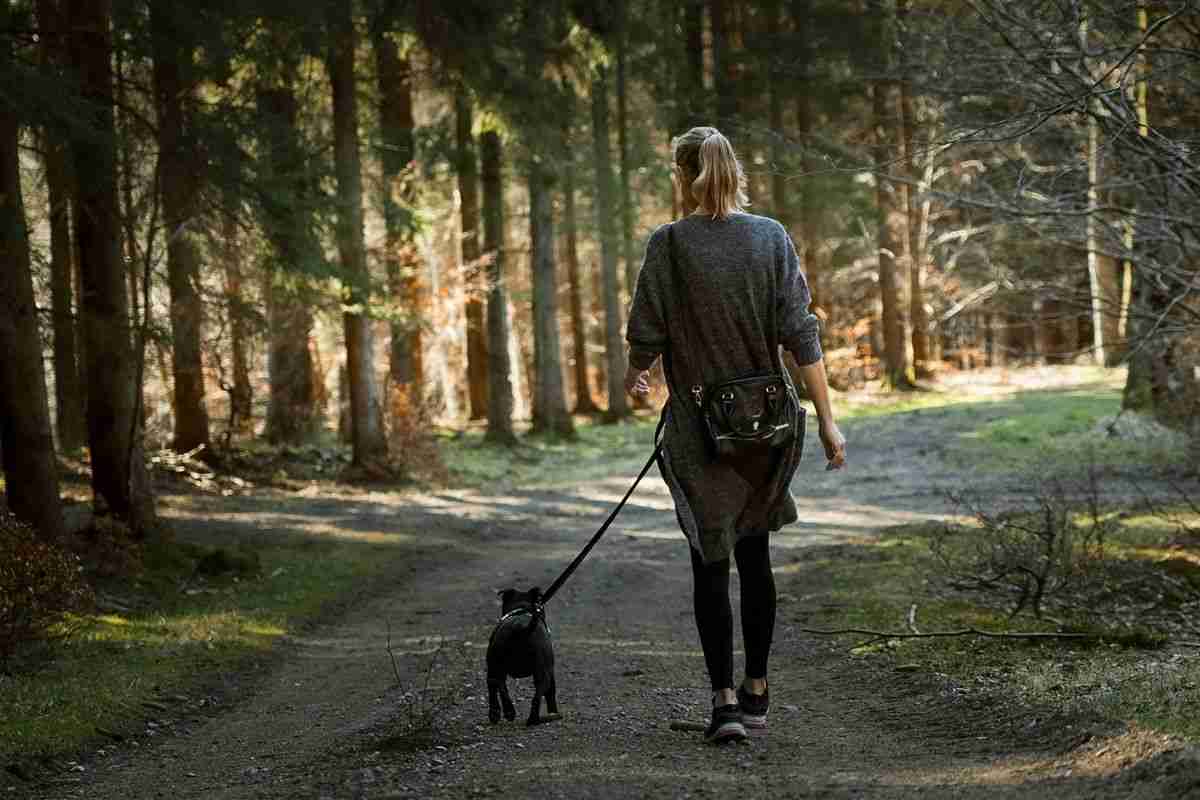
[31, 374, 1188, 799]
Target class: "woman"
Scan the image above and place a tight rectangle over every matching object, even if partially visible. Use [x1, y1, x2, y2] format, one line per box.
[625, 126, 846, 744]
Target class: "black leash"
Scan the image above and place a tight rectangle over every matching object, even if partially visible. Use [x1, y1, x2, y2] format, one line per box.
[538, 424, 666, 607]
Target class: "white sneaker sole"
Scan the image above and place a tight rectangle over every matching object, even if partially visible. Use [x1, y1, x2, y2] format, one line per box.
[741, 713, 767, 730]
[705, 721, 748, 743]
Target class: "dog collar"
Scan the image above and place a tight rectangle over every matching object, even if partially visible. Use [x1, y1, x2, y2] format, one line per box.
[495, 605, 550, 635]
[497, 607, 534, 624]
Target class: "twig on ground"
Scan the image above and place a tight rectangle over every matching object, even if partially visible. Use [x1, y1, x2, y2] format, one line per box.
[669, 720, 706, 732]
[799, 626, 1097, 641]
[386, 621, 402, 685]
[906, 604, 920, 635]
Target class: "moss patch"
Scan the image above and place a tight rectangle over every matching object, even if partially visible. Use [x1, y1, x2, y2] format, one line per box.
[784, 511, 1200, 742]
[0, 534, 399, 761]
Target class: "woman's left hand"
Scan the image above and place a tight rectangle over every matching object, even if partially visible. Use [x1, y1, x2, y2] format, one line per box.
[624, 365, 650, 397]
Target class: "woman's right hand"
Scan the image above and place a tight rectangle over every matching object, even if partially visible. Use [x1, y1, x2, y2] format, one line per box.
[818, 419, 847, 471]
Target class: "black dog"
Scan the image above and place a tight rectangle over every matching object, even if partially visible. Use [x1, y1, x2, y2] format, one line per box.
[486, 587, 558, 726]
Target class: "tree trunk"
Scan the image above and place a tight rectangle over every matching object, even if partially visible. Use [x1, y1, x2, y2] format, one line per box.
[257, 85, 319, 444]
[1085, 111, 1122, 367]
[792, 0, 822, 315]
[114, 40, 144, 428]
[151, 1, 211, 455]
[680, 1, 704, 133]
[37, 0, 85, 453]
[454, 88, 489, 420]
[67, 0, 154, 530]
[327, 0, 386, 466]
[222, 196, 252, 433]
[897, 0, 929, 376]
[871, 28, 910, 388]
[481, 130, 516, 444]
[561, 102, 599, 415]
[527, 158, 575, 437]
[375, 30, 424, 415]
[766, 0, 789, 228]
[0, 35, 65, 539]
[616, 11, 637, 299]
[592, 68, 630, 422]
[710, 0, 737, 125]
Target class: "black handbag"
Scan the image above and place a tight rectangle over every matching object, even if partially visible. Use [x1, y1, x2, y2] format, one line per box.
[666, 224, 803, 460]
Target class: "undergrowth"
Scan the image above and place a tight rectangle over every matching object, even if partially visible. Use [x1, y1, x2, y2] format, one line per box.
[0, 526, 402, 762]
[786, 507, 1200, 741]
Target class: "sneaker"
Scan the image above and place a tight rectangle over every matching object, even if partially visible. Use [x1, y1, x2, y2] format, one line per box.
[737, 684, 769, 730]
[704, 704, 747, 743]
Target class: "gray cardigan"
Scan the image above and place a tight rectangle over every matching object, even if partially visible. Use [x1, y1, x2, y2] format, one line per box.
[626, 213, 822, 563]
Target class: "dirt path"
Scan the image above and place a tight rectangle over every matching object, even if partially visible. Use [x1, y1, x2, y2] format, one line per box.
[30, 375, 1193, 799]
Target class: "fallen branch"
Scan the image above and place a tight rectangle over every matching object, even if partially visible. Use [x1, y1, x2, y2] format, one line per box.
[799, 626, 1097, 641]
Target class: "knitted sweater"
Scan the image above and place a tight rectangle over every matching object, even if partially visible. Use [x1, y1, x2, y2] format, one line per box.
[626, 212, 822, 562]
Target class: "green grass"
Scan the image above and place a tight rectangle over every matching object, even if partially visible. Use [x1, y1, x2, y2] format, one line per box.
[786, 512, 1200, 742]
[438, 414, 660, 489]
[944, 388, 1187, 471]
[836, 388, 989, 421]
[833, 380, 1188, 473]
[0, 535, 399, 761]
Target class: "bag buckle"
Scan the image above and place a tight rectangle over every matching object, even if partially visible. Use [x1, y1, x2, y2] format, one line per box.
[691, 385, 703, 406]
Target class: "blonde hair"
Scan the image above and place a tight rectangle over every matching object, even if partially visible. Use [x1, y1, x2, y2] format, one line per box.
[672, 126, 748, 220]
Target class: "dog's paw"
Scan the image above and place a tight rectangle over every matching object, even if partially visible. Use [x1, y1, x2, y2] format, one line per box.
[504, 709, 516, 722]
[489, 711, 501, 724]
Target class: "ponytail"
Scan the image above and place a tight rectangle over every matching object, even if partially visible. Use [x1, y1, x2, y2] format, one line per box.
[672, 126, 748, 220]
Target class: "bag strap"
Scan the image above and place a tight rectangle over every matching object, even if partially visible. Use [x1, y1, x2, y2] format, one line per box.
[665, 223, 705, 406]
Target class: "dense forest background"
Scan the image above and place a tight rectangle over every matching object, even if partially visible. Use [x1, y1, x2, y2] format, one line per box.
[1, 0, 1198, 543]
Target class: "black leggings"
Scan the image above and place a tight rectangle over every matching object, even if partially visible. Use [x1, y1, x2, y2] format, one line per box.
[690, 533, 776, 693]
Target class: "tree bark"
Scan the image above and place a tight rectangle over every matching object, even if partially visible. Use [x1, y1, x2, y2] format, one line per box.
[592, 68, 630, 422]
[481, 130, 516, 444]
[871, 10, 910, 389]
[67, 0, 154, 529]
[527, 159, 574, 437]
[561, 99, 599, 415]
[257, 85, 319, 444]
[36, 0, 85, 453]
[1079, 17, 1123, 368]
[454, 88, 489, 420]
[327, 0, 386, 466]
[0, 32, 65, 539]
[221, 195, 252, 432]
[615, 9, 637, 300]
[792, 0, 822, 315]
[375, 30, 424, 415]
[151, 0, 211, 455]
[710, 0, 737, 125]
[766, 0, 789, 228]
[897, 0, 929, 376]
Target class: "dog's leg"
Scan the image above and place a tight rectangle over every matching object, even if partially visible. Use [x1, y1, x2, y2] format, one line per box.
[499, 680, 516, 721]
[545, 672, 558, 717]
[525, 677, 544, 727]
[487, 675, 503, 724]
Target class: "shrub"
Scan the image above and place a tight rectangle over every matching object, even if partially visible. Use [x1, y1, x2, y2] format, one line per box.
[932, 469, 1200, 634]
[0, 513, 94, 666]
[386, 384, 447, 482]
[932, 470, 1117, 620]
